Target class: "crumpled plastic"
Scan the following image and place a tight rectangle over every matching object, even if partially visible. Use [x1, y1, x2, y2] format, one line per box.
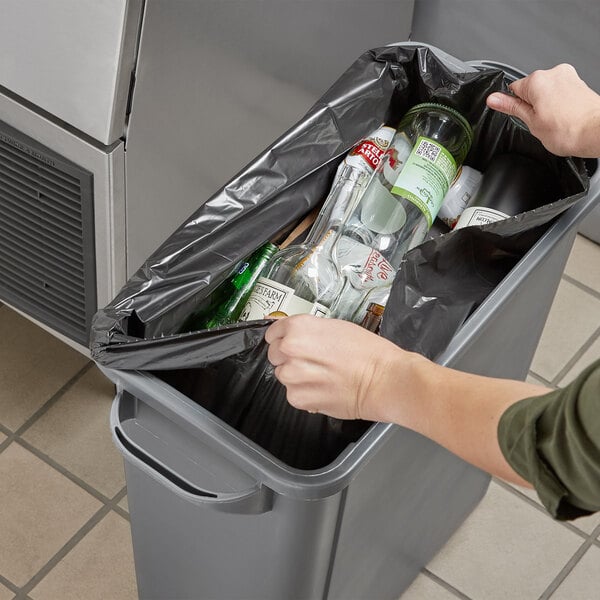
[91, 44, 589, 469]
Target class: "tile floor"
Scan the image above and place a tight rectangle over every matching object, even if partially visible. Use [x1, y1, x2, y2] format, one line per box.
[0, 234, 599, 600]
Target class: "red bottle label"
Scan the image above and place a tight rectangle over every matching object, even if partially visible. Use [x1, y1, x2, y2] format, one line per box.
[349, 140, 386, 171]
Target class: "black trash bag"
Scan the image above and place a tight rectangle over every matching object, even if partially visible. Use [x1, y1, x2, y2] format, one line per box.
[91, 44, 589, 469]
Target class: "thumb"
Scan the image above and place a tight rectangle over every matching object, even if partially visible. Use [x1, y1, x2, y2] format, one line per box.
[487, 92, 534, 125]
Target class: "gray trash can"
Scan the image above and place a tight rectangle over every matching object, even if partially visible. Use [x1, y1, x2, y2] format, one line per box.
[105, 173, 600, 600]
[100, 46, 600, 599]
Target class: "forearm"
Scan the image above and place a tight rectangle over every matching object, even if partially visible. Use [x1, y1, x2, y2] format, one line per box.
[267, 315, 553, 488]
[576, 106, 600, 157]
[378, 351, 550, 487]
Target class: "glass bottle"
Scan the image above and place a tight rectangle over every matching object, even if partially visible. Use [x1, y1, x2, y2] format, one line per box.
[239, 125, 396, 321]
[241, 103, 473, 324]
[453, 153, 554, 229]
[359, 302, 385, 333]
[438, 165, 483, 228]
[308, 125, 397, 244]
[183, 241, 279, 331]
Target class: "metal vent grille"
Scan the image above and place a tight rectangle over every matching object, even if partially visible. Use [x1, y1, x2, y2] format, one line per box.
[0, 120, 96, 345]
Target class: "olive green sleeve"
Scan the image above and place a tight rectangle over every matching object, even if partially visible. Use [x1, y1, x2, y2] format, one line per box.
[498, 359, 600, 521]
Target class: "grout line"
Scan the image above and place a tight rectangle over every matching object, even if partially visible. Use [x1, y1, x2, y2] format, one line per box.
[15, 439, 116, 505]
[562, 273, 600, 302]
[14, 362, 94, 437]
[17, 486, 129, 597]
[113, 505, 131, 522]
[110, 486, 128, 506]
[493, 479, 591, 541]
[0, 361, 94, 455]
[17, 503, 115, 597]
[550, 325, 600, 387]
[422, 569, 473, 599]
[110, 483, 129, 523]
[0, 573, 19, 595]
[0, 437, 13, 454]
[538, 536, 595, 600]
[0, 361, 94, 452]
[527, 370, 554, 388]
[591, 523, 600, 545]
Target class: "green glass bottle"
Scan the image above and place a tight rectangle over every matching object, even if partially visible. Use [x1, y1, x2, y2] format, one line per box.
[185, 242, 279, 331]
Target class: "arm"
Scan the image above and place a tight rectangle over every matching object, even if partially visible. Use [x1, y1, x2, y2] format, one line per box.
[265, 315, 549, 488]
[487, 63, 600, 157]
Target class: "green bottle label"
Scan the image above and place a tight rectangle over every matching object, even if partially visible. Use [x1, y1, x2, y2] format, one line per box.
[391, 136, 458, 227]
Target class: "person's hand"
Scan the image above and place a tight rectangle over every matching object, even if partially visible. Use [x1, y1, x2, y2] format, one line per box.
[264, 315, 546, 490]
[264, 314, 415, 421]
[487, 64, 600, 157]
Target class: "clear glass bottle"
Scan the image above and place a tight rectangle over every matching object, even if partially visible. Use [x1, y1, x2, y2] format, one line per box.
[241, 103, 473, 323]
[239, 167, 368, 321]
[308, 125, 397, 244]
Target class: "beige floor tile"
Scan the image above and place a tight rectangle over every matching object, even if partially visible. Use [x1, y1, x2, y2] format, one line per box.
[506, 480, 541, 504]
[564, 234, 600, 292]
[526, 373, 550, 386]
[118, 496, 129, 513]
[0, 582, 14, 600]
[558, 335, 600, 386]
[550, 545, 600, 600]
[507, 482, 600, 535]
[530, 280, 600, 382]
[0, 307, 89, 431]
[30, 512, 138, 600]
[0, 443, 102, 586]
[0, 432, 6, 444]
[400, 574, 459, 600]
[570, 512, 600, 536]
[22, 367, 123, 498]
[427, 481, 584, 599]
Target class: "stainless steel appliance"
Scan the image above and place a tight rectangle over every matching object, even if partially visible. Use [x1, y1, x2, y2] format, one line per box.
[0, 0, 414, 349]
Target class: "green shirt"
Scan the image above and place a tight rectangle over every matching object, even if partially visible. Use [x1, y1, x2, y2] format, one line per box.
[498, 358, 600, 521]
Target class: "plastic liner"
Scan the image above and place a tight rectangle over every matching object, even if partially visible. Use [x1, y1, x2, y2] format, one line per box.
[91, 44, 589, 469]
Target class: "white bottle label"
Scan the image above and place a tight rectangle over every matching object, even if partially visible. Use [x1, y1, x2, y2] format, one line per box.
[438, 165, 483, 227]
[240, 277, 330, 321]
[334, 236, 396, 289]
[454, 206, 510, 229]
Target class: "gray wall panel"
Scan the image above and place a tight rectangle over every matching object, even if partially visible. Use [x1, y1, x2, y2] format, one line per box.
[412, 0, 600, 92]
[125, 0, 415, 274]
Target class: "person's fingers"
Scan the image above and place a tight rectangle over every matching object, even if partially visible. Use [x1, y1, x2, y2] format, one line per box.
[486, 91, 534, 125]
[266, 338, 290, 367]
[507, 76, 532, 103]
[264, 317, 288, 344]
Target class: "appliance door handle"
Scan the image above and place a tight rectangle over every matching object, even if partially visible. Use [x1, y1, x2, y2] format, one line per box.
[112, 404, 273, 516]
